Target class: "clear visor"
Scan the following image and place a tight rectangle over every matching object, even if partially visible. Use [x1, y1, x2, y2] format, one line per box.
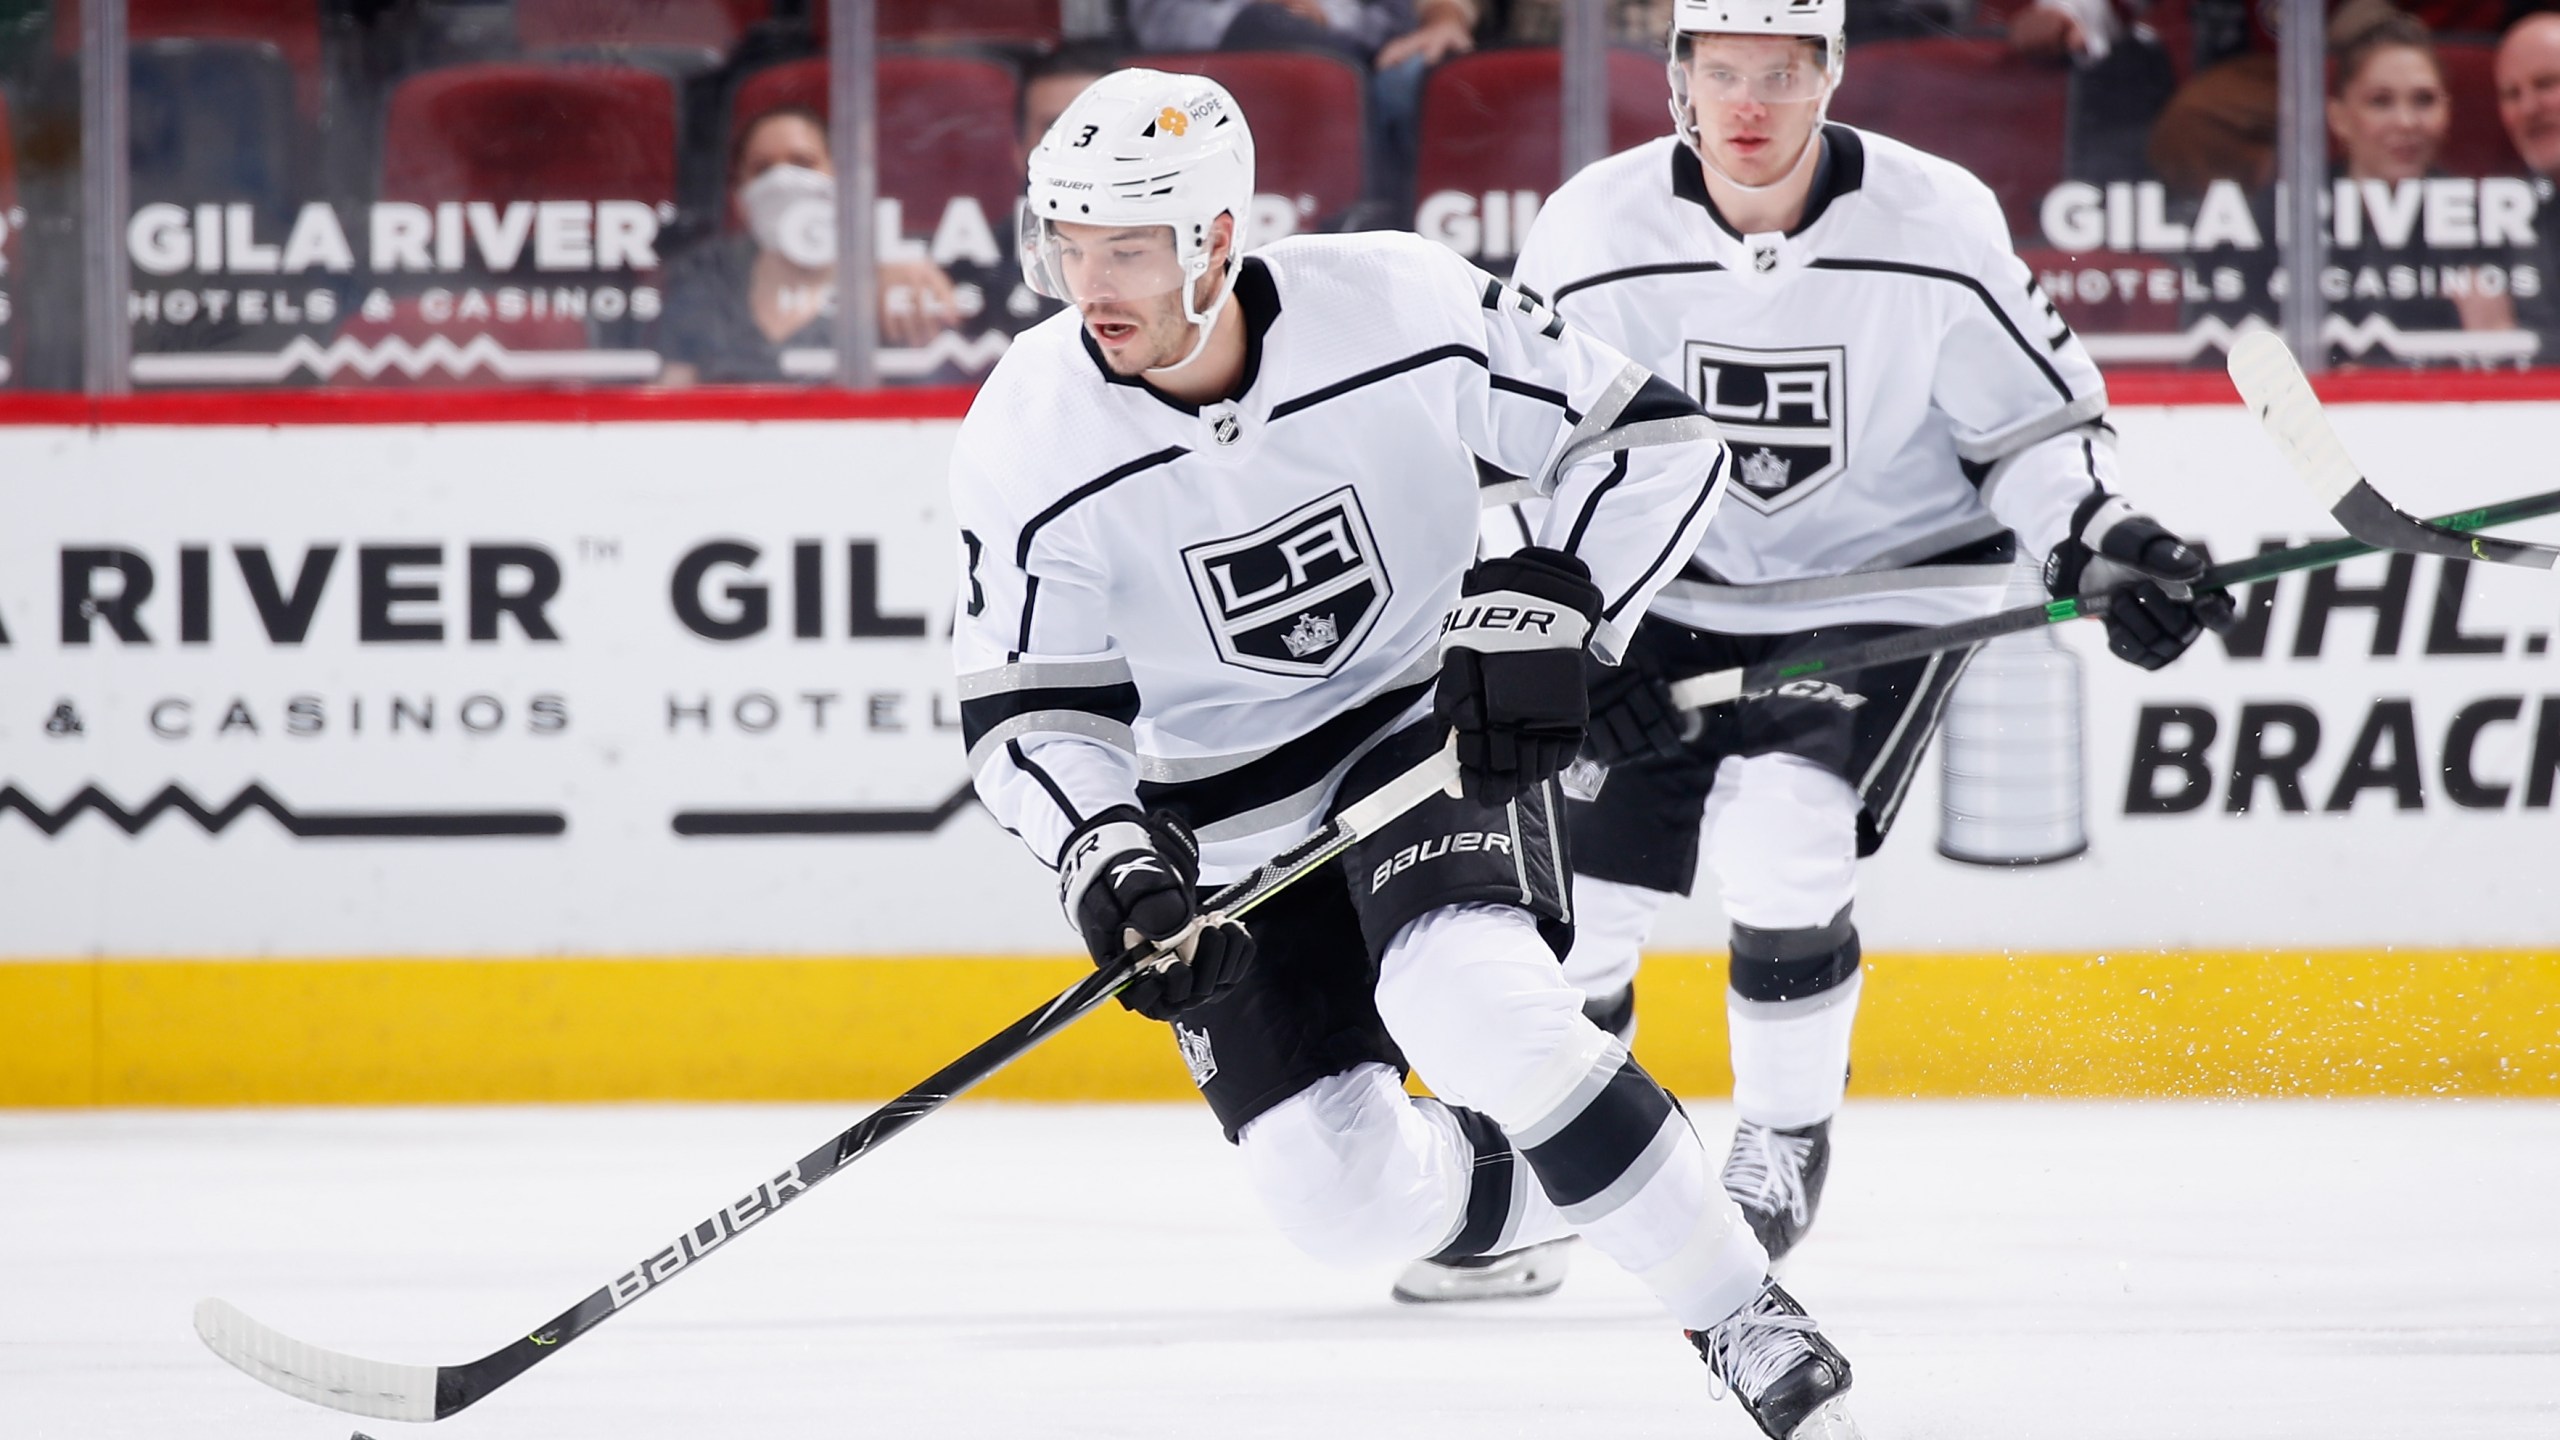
[1681, 56, 1831, 105]
[1020, 213, 1194, 306]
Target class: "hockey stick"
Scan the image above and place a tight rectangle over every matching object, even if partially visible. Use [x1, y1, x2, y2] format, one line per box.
[1645, 484, 2560, 715]
[196, 738, 1464, 1423]
[2227, 330, 2560, 569]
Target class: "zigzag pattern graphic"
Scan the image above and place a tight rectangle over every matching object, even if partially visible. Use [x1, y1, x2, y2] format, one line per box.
[2081, 315, 2542, 367]
[672, 782, 979, 837]
[130, 334, 662, 385]
[0, 782, 566, 838]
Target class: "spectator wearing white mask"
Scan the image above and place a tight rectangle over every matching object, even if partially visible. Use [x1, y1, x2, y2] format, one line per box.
[659, 105, 961, 385]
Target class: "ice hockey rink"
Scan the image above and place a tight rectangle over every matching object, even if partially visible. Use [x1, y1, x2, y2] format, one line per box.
[8, 1098, 2557, 1440]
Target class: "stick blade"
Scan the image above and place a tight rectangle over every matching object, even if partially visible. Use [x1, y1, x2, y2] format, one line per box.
[194, 1297, 441, 1422]
[2229, 331, 2559, 569]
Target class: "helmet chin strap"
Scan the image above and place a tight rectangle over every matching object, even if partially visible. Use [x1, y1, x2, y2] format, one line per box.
[1144, 262, 1237, 380]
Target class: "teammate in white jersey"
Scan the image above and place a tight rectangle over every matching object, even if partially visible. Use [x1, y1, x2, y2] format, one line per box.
[1405, 0, 2235, 1292]
[953, 67, 1859, 1439]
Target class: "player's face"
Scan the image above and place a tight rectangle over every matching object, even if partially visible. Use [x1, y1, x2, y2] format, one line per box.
[1682, 36, 1830, 187]
[2328, 44, 2447, 183]
[1047, 218, 1228, 375]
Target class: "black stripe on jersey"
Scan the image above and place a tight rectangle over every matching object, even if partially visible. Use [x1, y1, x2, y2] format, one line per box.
[1518, 1054, 1677, 1209]
[1425, 1102, 1520, 1263]
[1006, 739, 1087, 857]
[1807, 257, 2074, 402]
[1559, 453, 1630, 555]
[960, 681, 1143, 756]
[1490, 372, 1581, 421]
[1135, 676, 1434, 828]
[1605, 447, 1724, 622]
[1269, 344, 1488, 422]
[1551, 260, 1727, 305]
[1016, 447, 1190, 567]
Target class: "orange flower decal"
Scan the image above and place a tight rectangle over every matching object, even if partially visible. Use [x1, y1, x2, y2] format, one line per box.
[1158, 106, 1189, 137]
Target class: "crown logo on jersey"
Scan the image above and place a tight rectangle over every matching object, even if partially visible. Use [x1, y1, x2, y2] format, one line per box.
[1281, 612, 1339, 658]
[1173, 1022, 1218, 1087]
[1184, 488, 1388, 677]
[1739, 446, 1793, 493]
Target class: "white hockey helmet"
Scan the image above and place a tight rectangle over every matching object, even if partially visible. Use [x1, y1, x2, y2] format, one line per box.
[1667, 0, 1845, 160]
[1020, 67, 1255, 328]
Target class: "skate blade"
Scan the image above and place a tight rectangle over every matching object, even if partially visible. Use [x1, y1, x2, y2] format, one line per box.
[1783, 1395, 1861, 1440]
[1388, 1242, 1572, 1304]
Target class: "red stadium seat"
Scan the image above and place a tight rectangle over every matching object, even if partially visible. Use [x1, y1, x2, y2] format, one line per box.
[2434, 40, 2523, 178]
[1141, 51, 1367, 230]
[852, 0, 1061, 49]
[382, 64, 678, 207]
[1826, 37, 2068, 237]
[1414, 47, 1671, 260]
[517, 0, 767, 52]
[729, 55, 1021, 241]
[57, 0, 325, 115]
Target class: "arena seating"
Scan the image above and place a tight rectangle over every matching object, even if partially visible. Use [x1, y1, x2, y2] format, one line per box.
[2436, 40, 2525, 178]
[516, 0, 768, 54]
[1826, 36, 2068, 237]
[1139, 50, 1367, 230]
[56, 0, 326, 116]
[728, 55, 1021, 238]
[129, 39, 299, 208]
[1415, 47, 1671, 218]
[382, 63, 678, 208]
[866, 0, 1062, 49]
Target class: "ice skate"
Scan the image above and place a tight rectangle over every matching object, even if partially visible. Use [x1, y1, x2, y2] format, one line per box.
[1721, 1118, 1830, 1262]
[1389, 1238, 1573, 1304]
[1688, 1281, 1857, 1440]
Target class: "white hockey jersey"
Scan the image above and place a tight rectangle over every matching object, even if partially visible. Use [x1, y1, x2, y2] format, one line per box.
[1514, 127, 2117, 635]
[952, 231, 1730, 883]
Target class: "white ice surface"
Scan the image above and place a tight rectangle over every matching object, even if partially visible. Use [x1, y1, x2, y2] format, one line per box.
[5, 1100, 2557, 1439]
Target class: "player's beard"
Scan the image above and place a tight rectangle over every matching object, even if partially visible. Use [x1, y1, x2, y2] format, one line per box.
[1081, 293, 1193, 376]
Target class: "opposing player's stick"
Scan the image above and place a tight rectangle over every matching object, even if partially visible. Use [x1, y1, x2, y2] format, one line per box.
[1643, 484, 2560, 716]
[196, 740, 1464, 1423]
[2227, 330, 2560, 569]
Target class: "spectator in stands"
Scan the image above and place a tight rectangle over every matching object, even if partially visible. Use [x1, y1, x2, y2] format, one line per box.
[2326, 9, 2516, 340]
[1016, 44, 1125, 174]
[2494, 12, 2560, 345]
[1127, 0, 1477, 212]
[658, 104, 960, 385]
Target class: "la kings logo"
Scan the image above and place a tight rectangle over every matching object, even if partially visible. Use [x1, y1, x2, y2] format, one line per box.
[1682, 341, 1848, 516]
[1182, 487, 1389, 677]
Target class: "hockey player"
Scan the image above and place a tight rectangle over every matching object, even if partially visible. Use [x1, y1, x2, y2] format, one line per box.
[954, 67, 1859, 1440]
[1401, 0, 2235, 1298]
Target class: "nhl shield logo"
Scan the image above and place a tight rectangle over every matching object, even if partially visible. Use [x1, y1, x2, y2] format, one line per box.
[1206, 404, 1242, 446]
[1183, 487, 1390, 677]
[1683, 340, 1848, 516]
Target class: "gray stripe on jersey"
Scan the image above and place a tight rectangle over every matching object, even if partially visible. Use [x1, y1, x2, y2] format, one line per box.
[957, 655, 1135, 701]
[965, 711, 1138, 772]
[1506, 1036, 1636, 1151]
[1554, 414, 1723, 482]
[1955, 390, 2109, 466]
[1537, 360, 1649, 488]
[1556, 1110, 1689, 1227]
[1127, 650, 1440, 786]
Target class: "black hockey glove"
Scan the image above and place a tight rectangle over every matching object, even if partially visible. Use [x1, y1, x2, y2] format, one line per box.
[2044, 493, 2239, 671]
[1581, 638, 1692, 768]
[1434, 546, 1605, 804]
[1057, 807, 1255, 1022]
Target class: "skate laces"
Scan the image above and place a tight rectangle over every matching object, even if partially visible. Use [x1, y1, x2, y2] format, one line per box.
[1725, 1123, 1815, 1225]
[1690, 1291, 1822, 1403]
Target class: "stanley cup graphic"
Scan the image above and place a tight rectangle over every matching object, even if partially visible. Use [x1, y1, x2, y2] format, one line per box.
[1936, 625, 2088, 867]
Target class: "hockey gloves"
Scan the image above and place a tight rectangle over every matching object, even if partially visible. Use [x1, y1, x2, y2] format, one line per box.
[1582, 629, 1694, 768]
[1057, 807, 1255, 1022]
[1435, 546, 1605, 804]
[2045, 493, 2239, 671]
